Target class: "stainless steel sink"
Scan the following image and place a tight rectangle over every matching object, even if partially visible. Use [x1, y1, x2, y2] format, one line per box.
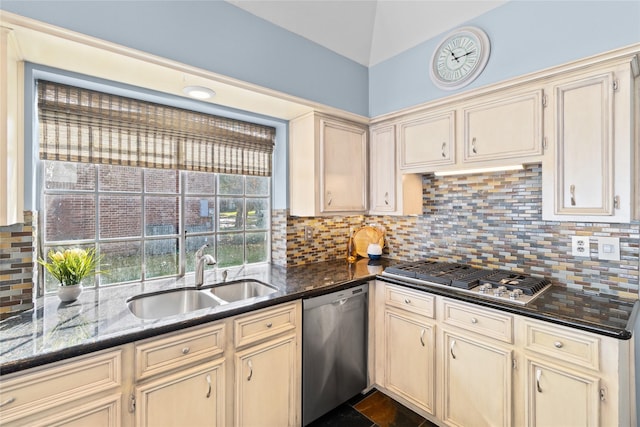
[127, 280, 278, 319]
[127, 288, 222, 320]
[208, 279, 277, 303]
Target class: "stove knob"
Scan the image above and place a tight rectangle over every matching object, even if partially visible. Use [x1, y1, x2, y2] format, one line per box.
[494, 286, 507, 296]
[509, 291, 519, 300]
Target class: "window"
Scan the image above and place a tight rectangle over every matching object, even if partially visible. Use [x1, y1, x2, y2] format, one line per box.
[41, 160, 270, 293]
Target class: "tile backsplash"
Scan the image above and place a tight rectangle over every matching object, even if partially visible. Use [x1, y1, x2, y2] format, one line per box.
[0, 212, 36, 319]
[273, 164, 639, 299]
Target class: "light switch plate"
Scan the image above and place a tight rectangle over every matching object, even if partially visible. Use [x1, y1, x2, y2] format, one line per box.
[571, 236, 590, 257]
[597, 237, 620, 261]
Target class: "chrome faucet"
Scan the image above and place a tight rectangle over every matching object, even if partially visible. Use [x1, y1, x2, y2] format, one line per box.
[195, 244, 216, 287]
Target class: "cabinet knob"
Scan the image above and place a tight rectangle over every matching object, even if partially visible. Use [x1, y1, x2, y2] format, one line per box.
[404, 298, 411, 304]
[182, 347, 190, 355]
[266, 322, 273, 328]
[471, 317, 478, 324]
[553, 341, 563, 349]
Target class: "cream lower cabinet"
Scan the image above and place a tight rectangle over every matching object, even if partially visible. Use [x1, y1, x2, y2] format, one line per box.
[442, 331, 513, 427]
[372, 281, 635, 427]
[232, 301, 301, 427]
[0, 347, 126, 427]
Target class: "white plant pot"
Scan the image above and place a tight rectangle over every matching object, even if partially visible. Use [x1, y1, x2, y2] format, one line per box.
[57, 283, 82, 303]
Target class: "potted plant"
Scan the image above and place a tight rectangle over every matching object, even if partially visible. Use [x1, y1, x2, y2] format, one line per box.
[38, 248, 101, 302]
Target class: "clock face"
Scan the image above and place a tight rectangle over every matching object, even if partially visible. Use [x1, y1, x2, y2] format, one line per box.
[430, 27, 490, 90]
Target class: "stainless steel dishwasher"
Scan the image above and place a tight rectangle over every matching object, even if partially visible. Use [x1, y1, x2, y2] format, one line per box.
[302, 283, 369, 425]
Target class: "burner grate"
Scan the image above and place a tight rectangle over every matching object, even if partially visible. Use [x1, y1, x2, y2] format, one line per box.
[479, 271, 550, 295]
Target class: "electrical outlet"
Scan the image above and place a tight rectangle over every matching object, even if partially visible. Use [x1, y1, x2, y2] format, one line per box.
[571, 236, 590, 258]
[304, 226, 314, 242]
[597, 237, 620, 261]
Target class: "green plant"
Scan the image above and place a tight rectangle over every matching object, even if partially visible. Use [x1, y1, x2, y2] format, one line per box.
[38, 248, 102, 286]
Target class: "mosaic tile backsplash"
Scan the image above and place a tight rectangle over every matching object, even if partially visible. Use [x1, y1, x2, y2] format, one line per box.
[0, 212, 35, 319]
[274, 164, 639, 299]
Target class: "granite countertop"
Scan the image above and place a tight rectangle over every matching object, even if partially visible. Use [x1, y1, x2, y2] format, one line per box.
[2, 257, 638, 376]
[0, 258, 390, 375]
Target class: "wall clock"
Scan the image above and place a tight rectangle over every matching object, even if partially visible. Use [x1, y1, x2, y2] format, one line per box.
[430, 26, 491, 90]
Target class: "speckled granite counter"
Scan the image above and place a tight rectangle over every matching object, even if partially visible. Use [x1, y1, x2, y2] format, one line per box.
[1, 258, 389, 375]
[2, 258, 638, 376]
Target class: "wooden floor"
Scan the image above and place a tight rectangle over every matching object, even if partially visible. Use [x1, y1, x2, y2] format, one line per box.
[306, 389, 438, 427]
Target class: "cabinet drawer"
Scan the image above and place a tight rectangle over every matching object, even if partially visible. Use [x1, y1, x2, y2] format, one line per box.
[234, 302, 298, 348]
[442, 299, 513, 343]
[524, 321, 600, 370]
[136, 322, 224, 380]
[0, 348, 122, 424]
[384, 285, 435, 318]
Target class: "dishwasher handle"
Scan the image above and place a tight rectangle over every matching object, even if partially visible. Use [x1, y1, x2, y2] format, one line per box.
[303, 284, 369, 311]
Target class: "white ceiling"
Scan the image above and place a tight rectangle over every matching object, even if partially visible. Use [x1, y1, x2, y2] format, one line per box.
[227, 0, 508, 66]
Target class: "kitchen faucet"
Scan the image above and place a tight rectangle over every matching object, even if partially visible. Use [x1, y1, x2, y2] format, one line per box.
[195, 244, 216, 287]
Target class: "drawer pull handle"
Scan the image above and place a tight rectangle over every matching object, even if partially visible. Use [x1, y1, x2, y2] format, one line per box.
[553, 341, 563, 348]
[471, 317, 478, 324]
[570, 184, 576, 206]
[441, 142, 447, 158]
[404, 298, 411, 304]
[472, 137, 478, 154]
[327, 191, 332, 206]
[182, 347, 190, 355]
[536, 368, 543, 393]
[450, 339, 456, 359]
[247, 360, 253, 381]
[420, 328, 426, 347]
[266, 322, 273, 328]
[384, 192, 389, 205]
[0, 397, 15, 408]
[205, 374, 212, 398]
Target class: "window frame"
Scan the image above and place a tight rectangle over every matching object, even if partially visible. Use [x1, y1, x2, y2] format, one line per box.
[38, 161, 271, 295]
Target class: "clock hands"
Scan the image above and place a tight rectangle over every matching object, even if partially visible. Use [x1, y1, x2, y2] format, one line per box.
[452, 50, 476, 61]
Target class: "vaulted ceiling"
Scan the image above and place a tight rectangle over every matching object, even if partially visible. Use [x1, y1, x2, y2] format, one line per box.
[227, 0, 508, 66]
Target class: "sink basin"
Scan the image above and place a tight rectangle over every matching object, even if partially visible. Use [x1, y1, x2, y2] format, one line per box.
[127, 288, 221, 320]
[208, 280, 277, 303]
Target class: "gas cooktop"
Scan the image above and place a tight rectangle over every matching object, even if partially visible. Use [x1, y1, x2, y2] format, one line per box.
[382, 260, 551, 305]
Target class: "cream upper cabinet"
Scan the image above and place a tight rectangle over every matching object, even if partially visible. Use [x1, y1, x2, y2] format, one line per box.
[462, 89, 544, 163]
[289, 112, 368, 216]
[398, 110, 455, 171]
[369, 124, 422, 216]
[542, 57, 638, 222]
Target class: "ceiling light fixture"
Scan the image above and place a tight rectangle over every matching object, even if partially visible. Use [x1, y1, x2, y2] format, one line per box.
[183, 85, 216, 100]
[434, 164, 524, 177]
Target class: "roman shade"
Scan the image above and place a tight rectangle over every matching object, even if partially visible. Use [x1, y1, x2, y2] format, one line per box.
[37, 80, 276, 176]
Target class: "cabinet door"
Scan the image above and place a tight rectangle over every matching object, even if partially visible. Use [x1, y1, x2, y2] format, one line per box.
[463, 90, 543, 163]
[399, 111, 455, 170]
[320, 118, 367, 213]
[369, 125, 397, 213]
[384, 309, 435, 415]
[526, 359, 599, 427]
[442, 332, 512, 427]
[235, 334, 297, 427]
[135, 358, 225, 427]
[553, 73, 614, 216]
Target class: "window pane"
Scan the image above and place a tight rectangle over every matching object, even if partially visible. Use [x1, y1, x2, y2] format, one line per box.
[246, 232, 268, 263]
[185, 236, 215, 273]
[218, 174, 243, 195]
[145, 239, 178, 279]
[246, 176, 269, 196]
[45, 194, 95, 241]
[99, 196, 142, 238]
[145, 169, 179, 193]
[186, 171, 215, 194]
[185, 197, 215, 234]
[43, 244, 95, 292]
[100, 241, 142, 284]
[217, 233, 243, 268]
[218, 198, 244, 231]
[99, 165, 141, 192]
[45, 161, 95, 191]
[246, 198, 269, 230]
[145, 196, 179, 236]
